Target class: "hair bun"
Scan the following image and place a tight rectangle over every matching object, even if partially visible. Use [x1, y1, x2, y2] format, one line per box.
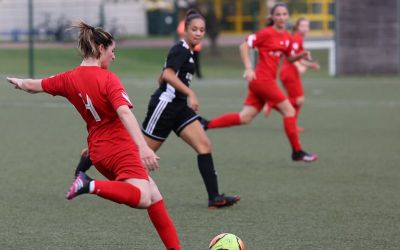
[186, 9, 198, 17]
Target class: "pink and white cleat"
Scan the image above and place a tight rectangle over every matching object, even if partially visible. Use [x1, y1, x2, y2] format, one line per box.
[66, 171, 92, 200]
[292, 150, 318, 162]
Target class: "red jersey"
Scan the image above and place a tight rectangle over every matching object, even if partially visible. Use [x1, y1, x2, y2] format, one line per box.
[280, 32, 304, 79]
[42, 66, 136, 163]
[246, 26, 291, 81]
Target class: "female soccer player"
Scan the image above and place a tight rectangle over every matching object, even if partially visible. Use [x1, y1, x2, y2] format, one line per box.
[279, 17, 320, 132]
[6, 21, 181, 249]
[177, 16, 203, 79]
[203, 3, 317, 162]
[142, 9, 240, 208]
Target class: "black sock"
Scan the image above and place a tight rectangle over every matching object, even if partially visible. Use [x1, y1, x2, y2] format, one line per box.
[197, 153, 219, 200]
[74, 154, 92, 176]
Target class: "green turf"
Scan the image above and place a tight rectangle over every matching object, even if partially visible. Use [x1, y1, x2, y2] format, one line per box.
[0, 47, 399, 249]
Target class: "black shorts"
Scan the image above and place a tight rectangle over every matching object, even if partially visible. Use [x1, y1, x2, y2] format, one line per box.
[142, 97, 199, 141]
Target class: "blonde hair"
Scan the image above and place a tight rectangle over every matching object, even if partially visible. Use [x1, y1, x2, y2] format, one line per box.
[72, 21, 114, 59]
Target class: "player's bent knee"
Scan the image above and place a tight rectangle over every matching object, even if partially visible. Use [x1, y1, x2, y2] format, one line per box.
[149, 178, 163, 204]
[296, 97, 305, 106]
[282, 106, 296, 117]
[240, 114, 254, 125]
[197, 138, 212, 154]
[137, 191, 152, 208]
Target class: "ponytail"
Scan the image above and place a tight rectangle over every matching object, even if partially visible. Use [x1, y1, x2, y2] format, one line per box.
[72, 21, 114, 59]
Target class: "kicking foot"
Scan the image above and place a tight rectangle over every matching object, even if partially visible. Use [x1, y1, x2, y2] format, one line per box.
[66, 171, 92, 200]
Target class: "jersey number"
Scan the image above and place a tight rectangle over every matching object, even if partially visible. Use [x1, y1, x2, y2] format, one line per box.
[79, 93, 101, 122]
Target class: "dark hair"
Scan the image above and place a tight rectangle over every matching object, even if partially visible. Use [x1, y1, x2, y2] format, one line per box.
[72, 21, 114, 59]
[266, 2, 289, 27]
[292, 17, 308, 33]
[184, 9, 205, 30]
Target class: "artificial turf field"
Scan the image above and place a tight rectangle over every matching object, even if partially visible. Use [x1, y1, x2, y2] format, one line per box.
[0, 46, 399, 249]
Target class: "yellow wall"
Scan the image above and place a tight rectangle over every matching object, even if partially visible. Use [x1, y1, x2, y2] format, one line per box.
[206, 0, 334, 35]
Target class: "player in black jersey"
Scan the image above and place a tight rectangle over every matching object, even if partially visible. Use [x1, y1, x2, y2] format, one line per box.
[141, 9, 240, 208]
[74, 9, 240, 208]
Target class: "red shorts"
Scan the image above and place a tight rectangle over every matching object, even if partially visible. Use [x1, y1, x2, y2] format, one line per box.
[243, 79, 287, 111]
[93, 149, 148, 181]
[281, 76, 304, 99]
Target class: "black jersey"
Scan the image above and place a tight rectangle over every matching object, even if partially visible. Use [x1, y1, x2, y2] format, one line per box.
[153, 40, 196, 101]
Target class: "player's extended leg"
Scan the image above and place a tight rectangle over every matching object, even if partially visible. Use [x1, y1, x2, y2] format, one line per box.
[180, 121, 240, 208]
[66, 173, 151, 208]
[206, 105, 259, 129]
[275, 99, 317, 162]
[147, 177, 181, 249]
[67, 173, 181, 249]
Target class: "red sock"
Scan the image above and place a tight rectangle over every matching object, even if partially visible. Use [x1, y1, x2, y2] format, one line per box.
[208, 113, 241, 129]
[92, 180, 141, 208]
[148, 200, 181, 250]
[283, 116, 302, 152]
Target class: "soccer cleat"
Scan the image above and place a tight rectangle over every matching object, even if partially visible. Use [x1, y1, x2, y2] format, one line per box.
[66, 171, 92, 200]
[198, 116, 210, 131]
[208, 193, 241, 208]
[292, 150, 318, 162]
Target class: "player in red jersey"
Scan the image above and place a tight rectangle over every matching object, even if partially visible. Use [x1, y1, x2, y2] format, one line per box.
[73, 10, 240, 209]
[202, 3, 317, 162]
[6, 21, 181, 249]
[279, 17, 320, 132]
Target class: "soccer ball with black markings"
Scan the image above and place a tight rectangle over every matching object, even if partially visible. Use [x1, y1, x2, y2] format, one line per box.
[209, 233, 245, 250]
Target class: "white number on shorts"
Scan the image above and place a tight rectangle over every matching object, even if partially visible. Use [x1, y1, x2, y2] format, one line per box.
[79, 93, 101, 122]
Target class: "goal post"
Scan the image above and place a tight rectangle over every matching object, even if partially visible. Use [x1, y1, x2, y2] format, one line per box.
[304, 39, 336, 76]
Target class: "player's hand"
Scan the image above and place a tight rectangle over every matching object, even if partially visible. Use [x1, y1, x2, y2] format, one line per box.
[139, 145, 160, 171]
[243, 68, 256, 82]
[300, 51, 312, 60]
[188, 92, 200, 111]
[295, 63, 307, 74]
[6, 77, 23, 89]
[310, 62, 320, 71]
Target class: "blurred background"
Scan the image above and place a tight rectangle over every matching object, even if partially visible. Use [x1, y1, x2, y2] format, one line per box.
[0, 0, 335, 40]
[0, 0, 339, 77]
[1, 1, 400, 249]
[1, 0, 398, 77]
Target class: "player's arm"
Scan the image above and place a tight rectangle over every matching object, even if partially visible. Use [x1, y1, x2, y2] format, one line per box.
[162, 68, 199, 111]
[239, 41, 256, 82]
[286, 50, 311, 63]
[6, 77, 43, 94]
[116, 105, 160, 171]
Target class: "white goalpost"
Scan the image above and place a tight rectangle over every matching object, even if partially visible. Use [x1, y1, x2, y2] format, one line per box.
[304, 39, 336, 76]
